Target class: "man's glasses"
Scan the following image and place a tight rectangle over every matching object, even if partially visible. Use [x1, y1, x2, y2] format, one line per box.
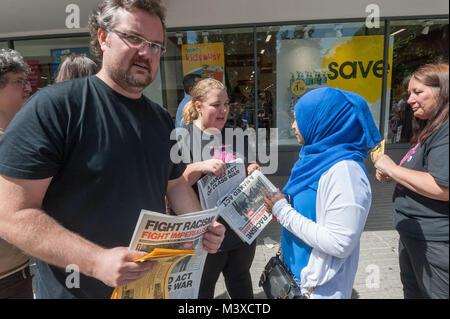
[7, 79, 31, 90]
[111, 29, 166, 56]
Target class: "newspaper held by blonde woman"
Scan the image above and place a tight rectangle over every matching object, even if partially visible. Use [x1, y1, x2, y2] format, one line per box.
[197, 161, 277, 245]
[197, 158, 246, 210]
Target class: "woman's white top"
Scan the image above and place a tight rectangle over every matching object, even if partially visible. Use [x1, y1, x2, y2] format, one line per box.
[272, 160, 372, 299]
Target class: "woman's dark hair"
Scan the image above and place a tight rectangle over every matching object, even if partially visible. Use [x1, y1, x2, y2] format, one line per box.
[407, 63, 449, 145]
[55, 55, 98, 83]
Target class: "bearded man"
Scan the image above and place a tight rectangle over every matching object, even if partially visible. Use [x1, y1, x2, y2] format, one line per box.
[0, 0, 224, 299]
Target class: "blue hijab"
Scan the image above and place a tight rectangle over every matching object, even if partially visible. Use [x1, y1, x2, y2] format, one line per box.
[283, 87, 381, 198]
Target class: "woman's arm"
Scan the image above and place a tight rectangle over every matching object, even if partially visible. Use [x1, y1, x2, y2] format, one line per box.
[182, 159, 227, 186]
[375, 154, 449, 201]
[264, 162, 370, 259]
[269, 198, 366, 259]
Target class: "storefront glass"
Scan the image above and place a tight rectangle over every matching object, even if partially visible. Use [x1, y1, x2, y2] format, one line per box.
[162, 28, 255, 128]
[256, 22, 386, 146]
[386, 18, 448, 144]
[6, 17, 448, 150]
[13, 36, 91, 93]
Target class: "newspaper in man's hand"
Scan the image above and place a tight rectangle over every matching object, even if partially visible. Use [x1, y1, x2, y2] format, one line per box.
[111, 208, 219, 299]
[197, 162, 276, 245]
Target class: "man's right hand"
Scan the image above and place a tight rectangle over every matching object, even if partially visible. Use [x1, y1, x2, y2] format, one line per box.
[92, 247, 158, 287]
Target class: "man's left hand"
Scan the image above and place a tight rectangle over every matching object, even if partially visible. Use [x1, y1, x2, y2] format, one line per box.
[203, 221, 226, 253]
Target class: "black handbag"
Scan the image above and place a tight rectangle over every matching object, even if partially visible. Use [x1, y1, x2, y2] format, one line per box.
[258, 250, 306, 299]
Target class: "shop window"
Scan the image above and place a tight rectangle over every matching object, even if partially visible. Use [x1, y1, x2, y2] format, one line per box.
[0, 42, 9, 50]
[13, 37, 91, 93]
[387, 19, 448, 144]
[163, 28, 254, 127]
[257, 22, 386, 146]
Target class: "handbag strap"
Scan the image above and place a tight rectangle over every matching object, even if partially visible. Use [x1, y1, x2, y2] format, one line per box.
[276, 246, 319, 298]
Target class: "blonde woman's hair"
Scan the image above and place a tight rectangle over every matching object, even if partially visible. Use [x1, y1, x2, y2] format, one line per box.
[182, 78, 226, 125]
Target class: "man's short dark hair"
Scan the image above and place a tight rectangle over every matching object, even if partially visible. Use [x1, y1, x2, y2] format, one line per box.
[183, 73, 202, 94]
[0, 49, 30, 89]
[88, 0, 166, 63]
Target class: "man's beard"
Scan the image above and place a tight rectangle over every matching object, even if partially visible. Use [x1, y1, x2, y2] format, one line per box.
[107, 61, 153, 92]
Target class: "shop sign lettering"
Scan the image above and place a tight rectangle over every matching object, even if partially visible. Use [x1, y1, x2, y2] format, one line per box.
[185, 53, 222, 62]
[327, 60, 387, 80]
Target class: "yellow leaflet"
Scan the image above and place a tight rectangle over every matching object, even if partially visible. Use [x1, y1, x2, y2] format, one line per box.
[370, 139, 385, 164]
[133, 248, 196, 263]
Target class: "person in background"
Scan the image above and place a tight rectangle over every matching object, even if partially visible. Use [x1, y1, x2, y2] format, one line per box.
[181, 78, 260, 299]
[55, 55, 98, 83]
[390, 111, 401, 143]
[0, 48, 32, 299]
[264, 87, 381, 299]
[175, 73, 202, 128]
[374, 63, 448, 299]
[0, 0, 224, 299]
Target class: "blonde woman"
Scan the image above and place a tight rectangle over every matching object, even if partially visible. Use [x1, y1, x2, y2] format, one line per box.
[181, 78, 259, 299]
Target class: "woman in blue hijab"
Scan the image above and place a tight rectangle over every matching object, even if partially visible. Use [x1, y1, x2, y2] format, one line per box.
[264, 87, 381, 298]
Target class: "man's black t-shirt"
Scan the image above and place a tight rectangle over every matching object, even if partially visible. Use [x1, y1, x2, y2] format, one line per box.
[393, 120, 449, 241]
[0, 76, 185, 298]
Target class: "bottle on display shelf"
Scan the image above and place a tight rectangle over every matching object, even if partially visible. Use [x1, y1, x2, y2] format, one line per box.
[290, 73, 295, 87]
[307, 72, 313, 86]
[322, 72, 328, 85]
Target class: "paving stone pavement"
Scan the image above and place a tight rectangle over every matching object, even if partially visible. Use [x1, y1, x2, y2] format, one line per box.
[213, 174, 404, 299]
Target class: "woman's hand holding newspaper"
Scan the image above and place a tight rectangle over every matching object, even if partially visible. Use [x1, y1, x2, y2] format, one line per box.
[201, 159, 227, 177]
